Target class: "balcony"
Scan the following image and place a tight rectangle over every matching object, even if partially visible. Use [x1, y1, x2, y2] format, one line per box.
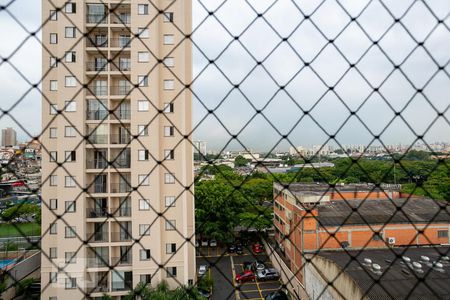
[110, 133, 131, 145]
[87, 84, 108, 97]
[111, 255, 132, 266]
[111, 158, 130, 169]
[111, 231, 132, 242]
[86, 14, 108, 24]
[110, 182, 132, 194]
[111, 207, 131, 217]
[86, 256, 109, 268]
[110, 61, 131, 72]
[87, 231, 109, 243]
[86, 208, 108, 218]
[86, 37, 108, 48]
[86, 62, 108, 72]
[111, 109, 131, 121]
[87, 134, 108, 145]
[110, 37, 131, 48]
[110, 85, 132, 96]
[88, 182, 108, 194]
[111, 14, 131, 24]
[86, 109, 108, 121]
[87, 158, 108, 170]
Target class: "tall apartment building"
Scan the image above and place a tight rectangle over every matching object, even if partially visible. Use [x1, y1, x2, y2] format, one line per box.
[41, 1, 195, 298]
[1, 127, 17, 147]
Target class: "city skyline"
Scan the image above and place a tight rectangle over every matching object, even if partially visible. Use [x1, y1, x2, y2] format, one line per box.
[1, 0, 449, 151]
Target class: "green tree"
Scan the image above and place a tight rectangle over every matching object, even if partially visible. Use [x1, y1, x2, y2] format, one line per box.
[1, 204, 40, 223]
[234, 155, 250, 167]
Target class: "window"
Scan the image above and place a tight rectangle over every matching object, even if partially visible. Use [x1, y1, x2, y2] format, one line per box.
[163, 34, 174, 45]
[138, 100, 149, 111]
[138, 75, 148, 87]
[65, 101, 76, 112]
[139, 224, 150, 236]
[65, 278, 76, 289]
[138, 174, 149, 186]
[50, 175, 58, 186]
[164, 102, 174, 113]
[164, 80, 175, 90]
[165, 196, 176, 207]
[65, 126, 76, 137]
[138, 52, 150, 63]
[50, 80, 58, 91]
[50, 104, 58, 115]
[65, 226, 76, 238]
[50, 272, 57, 284]
[165, 220, 176, 231]
[65, 76, 76, 87]
[163, 12, 174, 23]
[165, 173, 175, 184]
[138, 125, 148, 136]
[65, 201, 76, 213]
[140, 274, 151, 285]
[50, 247, 57, 259]
[164, 126, 174, 137]
[50, 33, 58, 44]
[65, 27, 76, 38]
[50, 151, 57, 162]
[166, 243, 176, 254]
[65, 176, 76, 187]
[166, 267, 177, 277]
[163, 57, 174, 67]
[65, 252, 76, 264]
[140, 249, 151, 260]
[139, 199, 150, 211]
[50, 10, 57, 21]
[50, 223, 57, 234]
[138, 28, 149, 38]
[65, 51, 76, 62]
[65, 151, 76, 162]
[49, 128, 57, 139]
[164, 150, 174, 160]
[438, 230, 448, 238]
[50, 199, 57, 210]
[138, 4, 148, 15]
[138, 150, 149, 161]
[49, 297, 57, 300]
[64, 2, 76, 13]
[50, 57, 58, 68]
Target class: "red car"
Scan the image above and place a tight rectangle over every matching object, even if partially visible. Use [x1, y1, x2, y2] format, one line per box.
[235, 270, 255, 283]
[252, 243, 264, 254]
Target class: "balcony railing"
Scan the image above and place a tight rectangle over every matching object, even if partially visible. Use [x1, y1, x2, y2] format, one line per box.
[110, 85, 132, 96]
[86, 62, 108, 72]
[87, 134, 108, 145]
[110, 109, 131, 120]
[110, 182, 132, 194]
[111, 14, 131, 24]
[86, 14, 108, 24]
[87, 232, 109, 243]
[86, 208, 108, 218]
[111, 158, 131, 169]
[110, 133, 131, 145]
[111, 207, 131, 217]
[86, 159, 108, 169]
[87, 85, 108, 97]
[91, 283, 110, 293]
[86, 110, 108, 120]
[88, 183, 108, 194]
[111, 256, 132, 266]
[110, 61, 131, 72]
[86, 257, 109, 268]
[110, 37, 131, 48]
[86, 37, 108, 48]
[111, 280, 132, 292]
[111, 231, 133, 242]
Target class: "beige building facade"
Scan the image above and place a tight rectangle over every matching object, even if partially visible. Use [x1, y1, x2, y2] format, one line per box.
[1, 127, 17, 147]
[41, 1, 195, 298]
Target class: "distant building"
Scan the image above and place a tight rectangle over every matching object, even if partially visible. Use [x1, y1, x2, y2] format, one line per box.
[1, 127, 17, 147]
[193, 140, 207, 156]
[270, 182, 450, 299]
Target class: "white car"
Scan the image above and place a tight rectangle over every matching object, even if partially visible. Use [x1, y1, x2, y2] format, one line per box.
[198, 265, 208, 277]
[209, 239, 217, 247]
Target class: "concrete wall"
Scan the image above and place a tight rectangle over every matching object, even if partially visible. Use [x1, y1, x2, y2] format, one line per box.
[304, 254, 367, 300]
[2, 251, 40, 300]
[262, 239, 309, 300]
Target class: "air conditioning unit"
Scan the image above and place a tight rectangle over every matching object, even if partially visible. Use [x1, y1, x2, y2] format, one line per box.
[388, 237, 396, 245]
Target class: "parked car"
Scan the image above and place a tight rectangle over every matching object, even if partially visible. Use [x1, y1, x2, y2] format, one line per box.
[198, 288, 211, 299]
[201, 239, 209, 247]
[235, 270, 255, 284]
[257, 268, 280, 281]
[252, 243, 264, 254]
[209, 239, 217, 247]
[198, 265, 208, 277]
[195, 240, 200, 247]
[228, 244, 236, 253]
[265, 290, 288, 300]
[251, 261, 265, 272]
[236, 245, 243, 255]
[243, 261, 252, 271]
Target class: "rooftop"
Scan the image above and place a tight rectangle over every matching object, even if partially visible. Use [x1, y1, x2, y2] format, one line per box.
[318, 198, 450, 227]
[276, 182, 402, 195]
[318, 246, 450, 300]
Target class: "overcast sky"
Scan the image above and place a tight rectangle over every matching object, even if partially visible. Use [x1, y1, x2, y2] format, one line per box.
[0, 0, 449, 151]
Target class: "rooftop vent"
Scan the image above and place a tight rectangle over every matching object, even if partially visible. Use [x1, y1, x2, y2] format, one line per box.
[412, 262, 424, 273]
[420, 256, 430, 262]
[363, 258, 372, 266]
[402, 256, 411, 263]
[371, 263, 382, 275]
[433, 262, 445, 273]
[441, 256, 449, 261]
